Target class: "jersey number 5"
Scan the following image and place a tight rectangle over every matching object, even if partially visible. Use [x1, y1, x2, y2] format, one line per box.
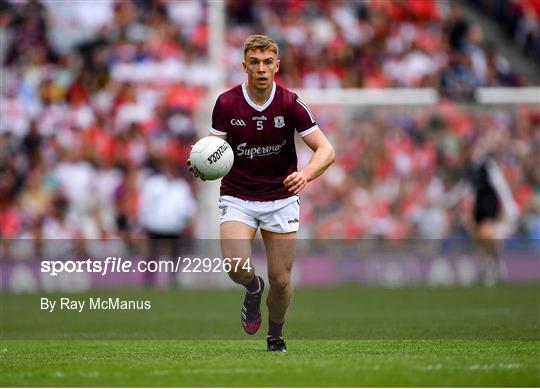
[256, 121, 263, 131]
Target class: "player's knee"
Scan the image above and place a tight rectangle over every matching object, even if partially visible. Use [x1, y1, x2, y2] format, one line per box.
[268, 273, 290, 291]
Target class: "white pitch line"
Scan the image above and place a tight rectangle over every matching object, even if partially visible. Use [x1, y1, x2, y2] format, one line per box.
[468, 363, 522, 370]
[419, 364, 443, 371]
[79, 371, 100, 378]
[187, 367, 265, 375]
[150, 370, 172, 376]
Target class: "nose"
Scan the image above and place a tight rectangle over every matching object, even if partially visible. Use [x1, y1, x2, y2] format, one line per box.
[257, 62, 265, 72]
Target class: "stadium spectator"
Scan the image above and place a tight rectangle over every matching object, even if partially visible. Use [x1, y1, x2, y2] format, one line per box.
[470, 0, 540, 64]
[139, 157, 196, 287]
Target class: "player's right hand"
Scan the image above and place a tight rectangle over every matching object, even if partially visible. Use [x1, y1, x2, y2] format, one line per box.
[186, 158, 206, 181]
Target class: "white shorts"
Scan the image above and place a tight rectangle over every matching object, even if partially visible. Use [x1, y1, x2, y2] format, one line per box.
[218, 195, 300, 233]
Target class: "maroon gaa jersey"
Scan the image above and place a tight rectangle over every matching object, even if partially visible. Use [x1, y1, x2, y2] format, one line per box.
[209, 82, 319, 201]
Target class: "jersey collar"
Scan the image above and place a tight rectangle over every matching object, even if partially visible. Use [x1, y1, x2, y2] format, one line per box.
[241, 82, 276, 112]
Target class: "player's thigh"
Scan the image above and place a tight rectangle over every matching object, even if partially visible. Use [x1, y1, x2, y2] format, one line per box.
[220, 221, 257, 267]
[261, 229, 296, 287]
[259, 196, 300, 234]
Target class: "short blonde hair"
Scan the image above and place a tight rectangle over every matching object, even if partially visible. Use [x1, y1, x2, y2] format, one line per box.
[243, 35, 278, 58]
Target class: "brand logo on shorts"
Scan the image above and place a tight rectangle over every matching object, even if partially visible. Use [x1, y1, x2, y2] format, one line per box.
[231, 119, 246, 126]
[219, 205, 228, 217]
[287, 218, 299, 224]
[274, 116, 285, 128]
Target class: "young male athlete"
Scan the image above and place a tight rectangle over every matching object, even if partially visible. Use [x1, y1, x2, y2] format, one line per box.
[189, 35, 334, 351]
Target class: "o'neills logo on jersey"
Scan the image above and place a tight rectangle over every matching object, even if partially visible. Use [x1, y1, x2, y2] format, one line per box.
[237, 140, 287, 159]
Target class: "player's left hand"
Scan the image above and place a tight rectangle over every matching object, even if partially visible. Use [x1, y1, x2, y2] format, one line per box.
[283, 171, 308, 194]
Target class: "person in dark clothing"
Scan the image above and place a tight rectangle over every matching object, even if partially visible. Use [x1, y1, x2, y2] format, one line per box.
[444, 143, 518, 285]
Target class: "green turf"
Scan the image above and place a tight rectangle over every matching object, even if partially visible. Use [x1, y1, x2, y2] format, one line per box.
[1, 340, 538, 386]
[2, 284, 539, 339]
[1, 284, 539, 386]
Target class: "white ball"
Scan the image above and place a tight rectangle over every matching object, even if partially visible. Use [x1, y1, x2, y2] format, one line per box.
[189, 136, 234, 180]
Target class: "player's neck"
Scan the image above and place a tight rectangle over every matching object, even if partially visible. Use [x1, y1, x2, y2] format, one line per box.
[246, 82, 272, 106]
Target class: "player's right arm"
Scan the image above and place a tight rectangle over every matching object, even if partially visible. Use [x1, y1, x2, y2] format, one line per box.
[187, 98, 228, 179]
[208, 96, 228, 140]
[486, 158, 519, 228]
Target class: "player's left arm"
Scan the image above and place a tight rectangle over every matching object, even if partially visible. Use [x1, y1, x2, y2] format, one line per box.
[283, 130, 335, 194]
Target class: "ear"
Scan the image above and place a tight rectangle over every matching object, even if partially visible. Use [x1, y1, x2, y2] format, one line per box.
[275, 59, 280, 73]
[242, 60, 247, 73]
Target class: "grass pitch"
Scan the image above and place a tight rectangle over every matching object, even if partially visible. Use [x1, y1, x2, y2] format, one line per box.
[1, 284, 539, 386]
[2, 339, 538, 387]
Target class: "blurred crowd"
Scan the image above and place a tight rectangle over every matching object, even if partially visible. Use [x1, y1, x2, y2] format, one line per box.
[226, 0, 526, 98]
[299, 103, 540, 240]
[470, 0, 540, 65]
[1, 0, 205, 240]
[0, 0, 538, 242]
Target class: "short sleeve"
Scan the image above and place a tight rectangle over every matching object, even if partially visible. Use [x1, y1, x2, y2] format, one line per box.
[293, 95, 319, 137]
[209, 97, 227, 136]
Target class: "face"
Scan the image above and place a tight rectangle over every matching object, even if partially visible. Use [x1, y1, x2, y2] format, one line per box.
[243, 49, 280, 91]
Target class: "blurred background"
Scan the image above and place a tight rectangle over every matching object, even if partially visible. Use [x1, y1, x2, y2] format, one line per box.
[1, 0, 539, 291]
